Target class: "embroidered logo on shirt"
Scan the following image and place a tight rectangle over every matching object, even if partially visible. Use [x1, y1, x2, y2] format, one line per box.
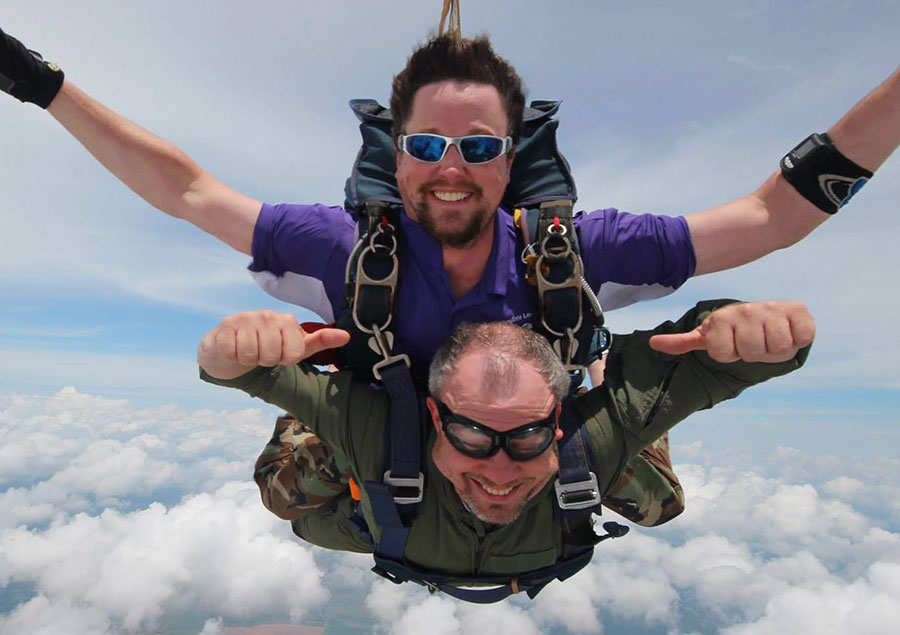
[505, 312, 534, 326]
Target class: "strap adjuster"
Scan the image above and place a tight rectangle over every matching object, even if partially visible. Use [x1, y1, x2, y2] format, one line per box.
[554, 473, 600, 510]
[383, 470, 424, 504]
[369, 324, 410, 380]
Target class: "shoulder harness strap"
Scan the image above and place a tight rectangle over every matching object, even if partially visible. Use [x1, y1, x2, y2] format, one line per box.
[518, 202, 611, 386]
[361, 397, 628, 604]
[335, 99, 626, 603]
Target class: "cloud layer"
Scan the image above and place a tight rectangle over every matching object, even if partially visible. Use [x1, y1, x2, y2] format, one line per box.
[2, 389, 899, 634]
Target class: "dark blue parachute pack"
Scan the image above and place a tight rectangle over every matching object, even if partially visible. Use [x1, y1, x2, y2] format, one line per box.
[343, 98, 577, 211]
[337, 98, 609, 386]
[336, 99, 625, 603]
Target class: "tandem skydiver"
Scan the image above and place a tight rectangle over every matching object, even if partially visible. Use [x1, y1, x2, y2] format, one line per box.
[2, 26, 898, 526]
[198, 299, 815, 602]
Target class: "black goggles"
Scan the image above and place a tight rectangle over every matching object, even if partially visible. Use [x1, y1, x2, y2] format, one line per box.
[397, 133, 513, 165]
[435, 400, 557, 461]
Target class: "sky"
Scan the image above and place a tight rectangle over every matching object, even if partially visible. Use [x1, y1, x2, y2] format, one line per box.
[1, 1, 899, 633]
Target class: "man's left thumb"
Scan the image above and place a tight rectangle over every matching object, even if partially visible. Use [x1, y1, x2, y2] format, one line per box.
[304, 327, 351, 358]
[649, 330, 706, 355]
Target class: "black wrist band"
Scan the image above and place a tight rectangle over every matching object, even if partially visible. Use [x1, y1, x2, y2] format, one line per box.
[780, 132, 873, 214]
[1, 28, 65, 108]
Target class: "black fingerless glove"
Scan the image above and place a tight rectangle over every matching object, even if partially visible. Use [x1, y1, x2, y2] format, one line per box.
[0, 26, 64, 108]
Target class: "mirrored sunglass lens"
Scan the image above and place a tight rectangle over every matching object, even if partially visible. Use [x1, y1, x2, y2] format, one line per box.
[446, 422, 493, 455]
[459, 136, 503, 163]
[407, 135, 447, 162]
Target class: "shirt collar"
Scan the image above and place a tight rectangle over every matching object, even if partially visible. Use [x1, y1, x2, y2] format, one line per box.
[398, 208, 516, 298]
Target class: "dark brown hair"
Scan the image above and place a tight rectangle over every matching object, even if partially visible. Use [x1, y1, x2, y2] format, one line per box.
[390, 34, 526, 143]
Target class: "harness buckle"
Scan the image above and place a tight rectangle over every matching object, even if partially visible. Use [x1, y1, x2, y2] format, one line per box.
[554, 472, 601, 510]
[370, 323, 410, 380]
[535, 241, 584, 337]
[383, 470, 425, 504]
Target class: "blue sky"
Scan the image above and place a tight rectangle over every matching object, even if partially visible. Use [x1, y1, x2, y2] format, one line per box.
[1, 1, 899, 633]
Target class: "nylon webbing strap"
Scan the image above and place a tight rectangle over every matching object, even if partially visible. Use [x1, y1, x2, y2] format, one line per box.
[370, 543, 596, 603]
[381, 362, 420, 479]
[554, 399, 602, 519]
[365, 481, 410, 560]
[378, 361, 424, 509]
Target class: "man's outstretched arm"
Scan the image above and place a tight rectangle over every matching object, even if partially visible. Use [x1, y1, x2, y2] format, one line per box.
[582, 300, 815, 491]
[1, 26, 261, 254]
[648, 299, 815, 363]
[686, 66, 900, 275]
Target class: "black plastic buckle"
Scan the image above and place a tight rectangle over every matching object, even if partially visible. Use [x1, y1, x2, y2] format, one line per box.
[372, 565, 404, 585]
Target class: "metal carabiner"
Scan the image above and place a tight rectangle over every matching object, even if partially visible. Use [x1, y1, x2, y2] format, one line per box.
[351, 232, 400, 335]
[535, 251, 584, 337]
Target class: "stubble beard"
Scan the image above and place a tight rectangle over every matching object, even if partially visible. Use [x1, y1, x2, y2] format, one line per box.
[456, 474, 547, 526]
[458, 488, 526, 526]
[411, 184, 494, 249]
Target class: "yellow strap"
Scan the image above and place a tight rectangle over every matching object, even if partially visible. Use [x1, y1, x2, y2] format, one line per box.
[438, 0, 462, 40]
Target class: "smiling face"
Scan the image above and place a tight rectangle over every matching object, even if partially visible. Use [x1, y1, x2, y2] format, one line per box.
[395, 80, 515, 248]
[428, 349, 562, 525]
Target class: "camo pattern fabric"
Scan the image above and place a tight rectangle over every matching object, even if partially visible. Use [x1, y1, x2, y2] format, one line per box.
[603, 432, 685, 527]
[253, 414, 351, 520]
[255, 415, 684, 527]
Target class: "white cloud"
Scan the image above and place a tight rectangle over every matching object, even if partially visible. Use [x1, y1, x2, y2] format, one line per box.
[0, 483, 328, 632]
[391, 596, 461, 635]
[2, 388, 900, 632]
[723, 562, 900, 635]
[0, 594, 114, 635]
[0, 388, 275, 528]
[457, 603, 544, 635]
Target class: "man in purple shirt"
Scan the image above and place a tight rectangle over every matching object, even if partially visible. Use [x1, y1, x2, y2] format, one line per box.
[2, 28, 898, 527]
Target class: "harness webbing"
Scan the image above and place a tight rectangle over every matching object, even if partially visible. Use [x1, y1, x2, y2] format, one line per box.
[380, 361, 424, 503]
[357, 398, 628, 603]
[555, 397, 602, 521]
[370, 548, 596, 604]
[337, 96, 625, 602]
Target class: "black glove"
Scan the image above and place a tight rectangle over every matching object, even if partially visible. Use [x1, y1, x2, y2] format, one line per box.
[0, 26, 64, 108]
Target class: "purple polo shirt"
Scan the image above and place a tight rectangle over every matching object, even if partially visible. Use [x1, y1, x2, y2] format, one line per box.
[249, 204, 695, 374]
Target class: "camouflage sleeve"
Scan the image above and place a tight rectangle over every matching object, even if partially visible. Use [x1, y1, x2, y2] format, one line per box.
[254, 414, 303, 520]
[201, 363, 390, 514]
[253, 414, 352, 521]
